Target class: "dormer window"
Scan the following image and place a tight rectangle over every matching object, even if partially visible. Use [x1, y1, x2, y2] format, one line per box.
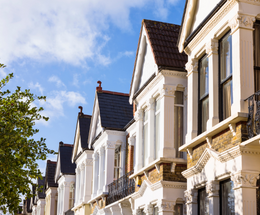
[198, 54, 209, 134]
[219, 31, 233, 121]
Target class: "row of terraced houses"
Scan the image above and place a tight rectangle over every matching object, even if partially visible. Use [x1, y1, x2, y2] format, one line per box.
[22, 0, 260, 214]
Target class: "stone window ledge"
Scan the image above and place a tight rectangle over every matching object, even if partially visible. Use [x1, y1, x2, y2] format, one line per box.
[179, 112, 248, 152]
[129, 157, 187, 179]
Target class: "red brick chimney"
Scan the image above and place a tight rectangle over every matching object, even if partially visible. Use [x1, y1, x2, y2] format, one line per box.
[96, 81, 102, 92]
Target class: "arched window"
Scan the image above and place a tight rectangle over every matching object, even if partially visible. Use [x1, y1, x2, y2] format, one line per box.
[69, 183, 75, 209]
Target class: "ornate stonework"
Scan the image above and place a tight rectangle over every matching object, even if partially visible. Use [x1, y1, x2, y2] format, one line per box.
[157, 199, 175, 212]
[231, 171, 259, 189]
[206, 39, 218, 56]
[206, 181, 219, 197]
[161, 84, 177, 97]
[185, 59, 198, 76]
[184, 189, 198, 204]
[144, 204, 153, 215]
[134, 109, 143, 122]
[229, 14, 256, 33]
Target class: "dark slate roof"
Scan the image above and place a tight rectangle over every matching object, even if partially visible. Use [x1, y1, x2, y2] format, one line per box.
[143, 19, 187, 69]
[45, 161, 58, 189]
[59, 144, 76, 174]
[37, 177, 46, 199]
[78, 115, 91, 149]
[97, 91, 133, 130]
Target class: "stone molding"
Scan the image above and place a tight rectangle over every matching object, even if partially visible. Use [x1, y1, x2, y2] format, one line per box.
[128, 136, 135, 146]
[157, 199, 176, 212]
[231, 170, 259, 189]
[147, 98, 155, 111]
[134, 109, 143, 122]
[186, 59, 198, 77]
[206, 39, 218, 56]
[182, 146, 242, 178]
[229, 13, 256, 34]
[238, 0, 260, 5]
[133, 209, 142, 215]
[161, 70, 187, 78]
[83, 158, 93, 166]
[184, 189, 198, 204]
[206, 181, 219, 197]
[161, 84, 177, 97]
[144, 204, 153, 215]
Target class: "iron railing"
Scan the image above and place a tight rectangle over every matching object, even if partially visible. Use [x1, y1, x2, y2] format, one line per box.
[106, 169, 135, 205]
[245, 90, 260, 138]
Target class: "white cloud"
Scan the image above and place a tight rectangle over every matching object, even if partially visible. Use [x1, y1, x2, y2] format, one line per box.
[48, 75, 66, 88]
[0, 0, 177, 66]
[29, 82, 44, 95]
[36, 90, 86, 125]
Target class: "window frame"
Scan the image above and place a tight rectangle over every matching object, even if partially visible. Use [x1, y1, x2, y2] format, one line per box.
[197, 187, 209, 215]
[219, 30, 233, 122]
[143, 109, 148, 167]
[254, 20, 260, 93]
[114, 146, 121, 180]
[219, 178, 235, 215]
[198, 54, 209, 135]
[154, 97, 161, 160]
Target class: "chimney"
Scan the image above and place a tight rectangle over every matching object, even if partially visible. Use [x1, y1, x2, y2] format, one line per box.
[59, 141, 64, 146]
[96, 81, 102, 92]
[78, 106, 83, 116]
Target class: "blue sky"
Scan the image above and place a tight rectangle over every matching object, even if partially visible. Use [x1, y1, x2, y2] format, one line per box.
[1, 0, 186, 174]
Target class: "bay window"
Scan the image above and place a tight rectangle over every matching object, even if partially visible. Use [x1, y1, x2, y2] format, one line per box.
[198, 55, 209, 134]
[198, 188, 209, 215]
[143, 110, 148, 166]
[254, 20, 260, 92]
[219, 31, 233, 121]
[154, 98, 161, 159]
[220, 179, 235, 215]
[174, 91, 184, 158]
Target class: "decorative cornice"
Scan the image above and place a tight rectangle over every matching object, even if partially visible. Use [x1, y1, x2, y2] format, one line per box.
[161, 70, 187, 78]
[161, 84, 177, 97]
[231, 170, 260, 189]
[182, 146, 242, 178]
[229, 13, 256, 34]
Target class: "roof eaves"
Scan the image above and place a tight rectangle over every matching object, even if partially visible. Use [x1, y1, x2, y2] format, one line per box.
[133, 73, 156, 100]
[177, 0, 189, 48]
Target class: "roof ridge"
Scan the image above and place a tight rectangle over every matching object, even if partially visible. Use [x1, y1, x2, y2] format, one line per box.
[143, 19, 180, 27]
[99, 90, 129, 97]
[62, 143, 74, 147]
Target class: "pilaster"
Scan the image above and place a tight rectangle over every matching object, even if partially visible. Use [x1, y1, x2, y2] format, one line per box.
[98, 148, 104, 194]
[231, 170, 259, 215]
[157, 199, 176, 215]
[84, 158, 93, 202]
[104, 141, 116, 191]
[206, 39, 219, 129]
[134, 109, 143, 171]
[184, 189, 198, 215]
[206, 180, 219, 215]
[185, 59, 198, 142]
[147, 98, 155, 163]
[92, 152, 99, 198]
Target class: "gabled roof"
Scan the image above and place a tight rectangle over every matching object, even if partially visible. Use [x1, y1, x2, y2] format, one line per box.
[37, 177, 46, 199]
[97, 91, 133, 130]
[129, 19, 187, 102]
[45, 160, 58, 189]
[55, 142, 76, 182]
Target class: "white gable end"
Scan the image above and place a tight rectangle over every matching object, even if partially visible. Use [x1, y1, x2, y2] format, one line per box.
[130, 26, 157, 104]
[190, 0, 222, 33]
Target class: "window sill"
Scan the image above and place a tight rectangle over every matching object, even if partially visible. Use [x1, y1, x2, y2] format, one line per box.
[129, 157, 187, 179]
[179, 112, 248, 152]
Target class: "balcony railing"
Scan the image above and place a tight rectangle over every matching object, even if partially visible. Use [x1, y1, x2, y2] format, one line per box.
[245, 90, 260, 138]
[106, 169, 135, 205]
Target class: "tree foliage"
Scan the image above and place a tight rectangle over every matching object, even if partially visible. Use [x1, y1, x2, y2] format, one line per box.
[0, 64, 55, 214]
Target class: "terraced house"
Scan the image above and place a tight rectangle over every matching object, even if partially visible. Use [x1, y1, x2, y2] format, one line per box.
[177, 0, 260, 214]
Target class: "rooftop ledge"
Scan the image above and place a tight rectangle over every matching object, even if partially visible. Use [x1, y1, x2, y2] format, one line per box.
[179, 112, 248, 152]
[129, 157, 187, 179]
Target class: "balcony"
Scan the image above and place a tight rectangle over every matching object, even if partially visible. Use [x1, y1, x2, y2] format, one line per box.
[245, 90, 260, 139]
[106, 169, 135, 205]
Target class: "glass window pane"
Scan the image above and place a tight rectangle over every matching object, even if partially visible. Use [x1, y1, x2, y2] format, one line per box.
[220, 33, 232, 82]
[174, 106, 183, 158]
[144, 110, 148, 122]
[175, 91, 184, 105]
[174, 204, 183, 215]
[221, 180, 235, 215]
[201, 97, 209, 133]
[198, 189, 209, 215]
[200, 55, 209, 98]
[223, 79, 233, 119]
[155, 99, 161, 112]
[254, 22, 260, 67]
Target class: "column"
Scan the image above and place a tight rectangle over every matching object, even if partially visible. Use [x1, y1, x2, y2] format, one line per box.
[231, 171, 259, 215]
[147, 98, 155, 163]
[206, 180, 219, 215]
[98, 148, 104, 194]
[184, 189, 198, 215]
[144, 203, 153, 215]
[229, 14, 256, 113]
[119, 203, 132, 215]
[206, 39, 219, 129]
[79, 164, 84, 202]
[104, 141, 115, 192]
[160, 84, 176, 158]
[185, 59, 198, 142]
[84, 158, 93, 202]
[134, 109, 143, 171]
[120, 142, 126, 177]
[63, 182, 70, 213]
[92, 152, 99, 198]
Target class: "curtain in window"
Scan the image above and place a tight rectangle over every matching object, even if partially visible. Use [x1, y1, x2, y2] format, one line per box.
[174, 91, 184, 158]
[221, 180, 235, 215]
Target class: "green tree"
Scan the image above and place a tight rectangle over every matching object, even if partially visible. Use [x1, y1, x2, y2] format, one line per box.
[0, 64, 55, 214]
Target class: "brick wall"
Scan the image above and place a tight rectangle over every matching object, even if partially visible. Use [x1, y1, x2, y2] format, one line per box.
[135, 163, 187, 192]
[127, 145, 134, 172]
[187, 122, 248, 168]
